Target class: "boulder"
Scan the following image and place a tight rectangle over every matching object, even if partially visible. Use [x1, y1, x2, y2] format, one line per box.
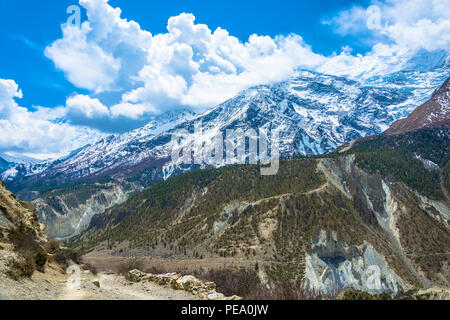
[206, 290, 226, 300]
[223, 295, 243, 300]
[204, 282, 216, 290]
[124, 269, 239, 300]
[174, 275, 203, 292]
[164, 273, 182, 287]
[126, 269, 148, 283]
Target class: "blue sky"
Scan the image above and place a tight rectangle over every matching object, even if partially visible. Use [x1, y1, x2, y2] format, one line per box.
[1, 0, 369, 109]
[0, 0, 448, 159]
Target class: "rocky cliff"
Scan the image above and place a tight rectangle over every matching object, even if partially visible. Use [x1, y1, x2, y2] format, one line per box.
[0, 181, 48, 280]
[33, 180, 138, 239]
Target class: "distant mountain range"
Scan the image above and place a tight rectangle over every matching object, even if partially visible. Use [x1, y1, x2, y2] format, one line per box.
[3, 66, 449, 186]
[1, 62, 449, 238]
[69, 75, 450, 294]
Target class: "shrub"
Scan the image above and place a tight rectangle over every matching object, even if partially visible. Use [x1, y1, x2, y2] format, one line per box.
[196, 267, 261, 298]
[196, 267, 324, 300]
[8, 223, 47, 276]
[116, 257, 145, 276]
[9, 224, 35, 251]
[81, 263, 98, 275]
[251, 281, 323, 300]
[35, 246, 48, 272]
[342, 289, 393, 300]
[147, 265, 169, 274]
[54, 248, 82, 271]
[7, 252, 36, 280]
[44, 238, 61, 254]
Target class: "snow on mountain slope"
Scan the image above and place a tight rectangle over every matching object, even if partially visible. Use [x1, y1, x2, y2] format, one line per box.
[5, 68, 449, 193]
[49, 109, 196, 176]
[386, 76, 450, 135]
[0, 153, 41, 165]
[2, 109, 195, 185]
[318, 49, 449, 81]
[0, 152, 43, 176]
[0, 157, 15, 175]
[158, 68, 449, 171]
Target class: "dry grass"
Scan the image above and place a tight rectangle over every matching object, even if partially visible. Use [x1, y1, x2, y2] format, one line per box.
[115, 257, 146, 276]
[251, 281, 324, 300]
[83, 254, 328, 300]
[195, 267, 260, 298]
[195, 267, 325, 300]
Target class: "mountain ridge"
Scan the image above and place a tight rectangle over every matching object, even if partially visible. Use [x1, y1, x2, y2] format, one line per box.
[68, 70, 450, 294]
[4, 68, 449, 239]
[70, 127, 450, 294]
[385, 77, 450, 135]
[5, 69, 448, 188]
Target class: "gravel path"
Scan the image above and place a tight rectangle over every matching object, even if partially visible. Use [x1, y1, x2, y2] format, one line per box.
[58, 273, 200, 300]
[0, 265, 200, 300]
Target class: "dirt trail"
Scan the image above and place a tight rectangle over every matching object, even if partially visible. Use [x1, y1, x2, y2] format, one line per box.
[58, 271, 202, 300]
[250, 182, 329, 207]
[0, 265, 200, 300]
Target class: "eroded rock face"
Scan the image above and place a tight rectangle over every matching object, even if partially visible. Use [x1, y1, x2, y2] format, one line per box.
[213, 201, 251, 235]
[33, 182, 134, 238]
[304, 230, 406, 295]
[0, 183, 50, 280]
[0, 183, 46, 242]
[68, 153, 448, 295]
[417, 193, 450, 228]
[318, 155, 450, 286]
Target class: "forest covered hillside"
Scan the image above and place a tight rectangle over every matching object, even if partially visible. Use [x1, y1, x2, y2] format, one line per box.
[69, 126, 449, 294]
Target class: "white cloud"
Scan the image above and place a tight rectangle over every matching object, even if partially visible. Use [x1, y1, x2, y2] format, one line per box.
[380, 0, 450, 52]
[46, 0, 449, 121]
[0, 80, 23, 123]
[110, 102, 156, 119]
[319, 0, 450, 79]
[66, 94, 110, 119]
[40, 0, 449, 134]
[45, 0, 151, 93]
[324, 0, 450, 51]
[139, 15, 326, 111]
[46, 2, 326, 115]
[0, 79, 103, 159]
[66, 94, 155, 120]
[54, 94, 155, 132]
[3, 0, 449, 159]
[45, 23, 122, 92]
[322, 6, 370, 37]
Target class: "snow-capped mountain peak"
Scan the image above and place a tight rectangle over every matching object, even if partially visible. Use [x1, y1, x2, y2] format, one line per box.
[4, 66, 449, 196]
[1, 109, 196, 183]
